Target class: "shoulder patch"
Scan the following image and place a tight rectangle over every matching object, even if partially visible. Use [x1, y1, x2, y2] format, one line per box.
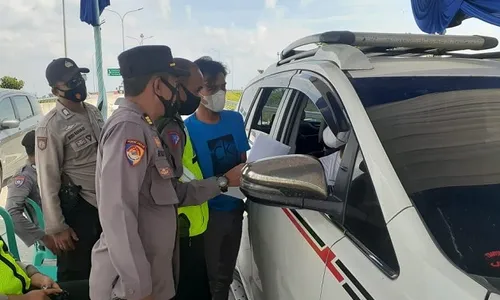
[168, 131, 180, 147]
[37, 137, 47, 150]
[14, 176, 25, 187]
[125, 139, 146, 166]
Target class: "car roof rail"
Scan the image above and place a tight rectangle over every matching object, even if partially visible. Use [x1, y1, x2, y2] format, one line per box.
[279, 31, 499, 61]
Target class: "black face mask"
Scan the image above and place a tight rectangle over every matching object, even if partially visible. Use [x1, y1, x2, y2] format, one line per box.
[155, 78, 179, 118]
[59, 83, 87, 103]
[178, 85, 201, 116]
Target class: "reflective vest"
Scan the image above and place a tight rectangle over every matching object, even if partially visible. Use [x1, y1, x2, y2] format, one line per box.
[0, 238, 30, 295]
[178, 129, 209, 237]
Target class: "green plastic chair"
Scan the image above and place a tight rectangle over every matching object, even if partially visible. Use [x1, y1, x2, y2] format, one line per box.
[0, 206, 20, 260]
[24, 198, 57, 280]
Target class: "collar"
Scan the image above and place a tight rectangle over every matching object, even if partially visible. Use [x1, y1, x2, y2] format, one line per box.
[120, 98, 155, 127]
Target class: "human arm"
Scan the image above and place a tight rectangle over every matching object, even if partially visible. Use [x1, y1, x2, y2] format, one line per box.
[98, 122, 153, 299]
[35, 126, 66, 235]
[173, 177, 220, 207]
[5, 177, 45, 247]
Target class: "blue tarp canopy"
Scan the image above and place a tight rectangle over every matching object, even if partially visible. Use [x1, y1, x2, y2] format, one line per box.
[412, 0, 500, 34]
[80, 0, 110, 26]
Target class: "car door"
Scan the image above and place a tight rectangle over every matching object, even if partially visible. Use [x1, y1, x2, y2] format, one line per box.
[237, 70, 297, 300]
[10, 94, 37, 173]
[256, 71, 349, 300]
[0, 97, 22, 181]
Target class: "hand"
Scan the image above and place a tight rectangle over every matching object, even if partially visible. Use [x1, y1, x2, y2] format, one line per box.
[141, 296, 154, 300]
[52, 228, 79, 252]
[18, 288, 62, 300]
[225, 163, 245, 187]
[40, 235, 59, 255]
[30, 273, 61, 290]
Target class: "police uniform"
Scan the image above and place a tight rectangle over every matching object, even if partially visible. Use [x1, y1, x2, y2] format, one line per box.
[5, 163, 43, 247]
[89, 45, 218, 300]
[156, 115, 220, 300]
[36, 58, 104, 281]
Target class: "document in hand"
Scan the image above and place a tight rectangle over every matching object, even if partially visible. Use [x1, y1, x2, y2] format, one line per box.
[247, 133, 291, 162]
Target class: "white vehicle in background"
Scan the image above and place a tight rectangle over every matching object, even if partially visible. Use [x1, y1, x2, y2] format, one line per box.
[231, 31, 500, 300]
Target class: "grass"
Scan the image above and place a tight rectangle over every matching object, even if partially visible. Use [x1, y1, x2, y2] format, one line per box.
[226, 90, 242, 102]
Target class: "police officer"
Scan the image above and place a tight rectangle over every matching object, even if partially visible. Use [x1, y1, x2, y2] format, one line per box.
[155, 58, 244, 300]
[36, 57, 104, 281]
[6, 130, 57, 254]
[89, 45, 221, 300]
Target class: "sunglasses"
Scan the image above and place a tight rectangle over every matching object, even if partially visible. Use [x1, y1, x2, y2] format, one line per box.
[65, 74, 85, 89]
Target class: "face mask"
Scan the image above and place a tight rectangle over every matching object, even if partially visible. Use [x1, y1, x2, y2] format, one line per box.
[59, 84, 87, 102]
[178, 85, 201, 116]
[155, 78, 179, 118]
[202, 90, 226, 112]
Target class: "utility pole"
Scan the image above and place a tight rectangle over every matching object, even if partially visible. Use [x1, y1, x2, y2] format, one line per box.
[62, 0, 67, 57]
[127, 33, 154, 46]
[105, 7, 143, 51]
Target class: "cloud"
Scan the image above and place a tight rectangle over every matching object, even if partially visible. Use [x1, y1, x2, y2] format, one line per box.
[299, 0, 314, 8]
[159, 0, 171, 20]
[2, 0, 500, 97]
[185, 5, 192, 21]
[265, 0, 277, 9]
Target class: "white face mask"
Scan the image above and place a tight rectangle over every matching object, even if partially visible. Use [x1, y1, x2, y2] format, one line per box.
[202, 90, 226, 112]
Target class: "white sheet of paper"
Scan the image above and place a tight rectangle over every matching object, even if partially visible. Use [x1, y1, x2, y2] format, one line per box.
[226, 187, 245, 199]
[247, 133, 291, 163]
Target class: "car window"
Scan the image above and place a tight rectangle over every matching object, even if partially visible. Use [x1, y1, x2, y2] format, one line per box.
[238, 84, 259, 120]
[11, 95, 33, 121]
[353, 76, 500, 278]
[27, 96, 42, 115]
[0, 98, 16, 122]
[249, 88, 286, 136]
[343, 148, 399, 274]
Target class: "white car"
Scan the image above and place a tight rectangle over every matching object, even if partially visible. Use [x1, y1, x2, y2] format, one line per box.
[232, 31, 500, 300]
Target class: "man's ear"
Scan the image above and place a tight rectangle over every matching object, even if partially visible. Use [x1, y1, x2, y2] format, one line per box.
[51, 87, 61, 97]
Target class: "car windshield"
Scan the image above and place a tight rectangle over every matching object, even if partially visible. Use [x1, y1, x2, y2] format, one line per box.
[114, 97, 124, 105]
[352, 76, 500, 280]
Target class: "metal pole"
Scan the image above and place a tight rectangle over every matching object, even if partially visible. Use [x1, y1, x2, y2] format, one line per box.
[121, 17, 125, 51]
[62, 0, 67, 57]
[94, 0, 107, 119]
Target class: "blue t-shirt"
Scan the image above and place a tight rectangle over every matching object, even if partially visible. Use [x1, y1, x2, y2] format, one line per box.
[185, 110, 251, 211]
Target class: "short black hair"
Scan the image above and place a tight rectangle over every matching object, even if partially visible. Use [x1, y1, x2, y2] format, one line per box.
[123, 72, 171, 97]
[194, 57, 228, 83]
[22, 130, 35, 156]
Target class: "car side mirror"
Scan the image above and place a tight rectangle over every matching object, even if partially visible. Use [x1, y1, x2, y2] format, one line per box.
[1, 119, 20, 129]
[241, 154, 340, 214]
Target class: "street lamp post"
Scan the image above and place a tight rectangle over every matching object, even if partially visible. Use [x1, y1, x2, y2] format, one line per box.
[127, 33, 154, 45]
[105, 7, 144, 51]
[62, 0, 67, 57]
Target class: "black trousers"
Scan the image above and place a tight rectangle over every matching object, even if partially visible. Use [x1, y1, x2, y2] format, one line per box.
[57, 200, 101, 282]
[204, 208, 244, 300]
[174, 233, 212, 300]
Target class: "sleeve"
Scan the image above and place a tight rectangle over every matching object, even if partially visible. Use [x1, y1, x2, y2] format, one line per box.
[234, 112, 251, 154]
[35, 126, 67, 235]
[173, 177, 220, 207]
[98, 122, 152, 299]
[16, 260, 40, 277]
[5, 176, 45, 247]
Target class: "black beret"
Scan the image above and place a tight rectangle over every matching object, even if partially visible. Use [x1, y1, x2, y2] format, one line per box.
[118, 45, 190, 79]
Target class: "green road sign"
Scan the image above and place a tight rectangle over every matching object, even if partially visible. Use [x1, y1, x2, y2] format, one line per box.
[107, 68, 121, 76]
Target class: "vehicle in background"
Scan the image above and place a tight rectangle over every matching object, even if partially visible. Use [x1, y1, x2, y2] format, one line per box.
[0, 89, 42, 192]
[233, 31, 500, 300]
[112, 96, 124, 112]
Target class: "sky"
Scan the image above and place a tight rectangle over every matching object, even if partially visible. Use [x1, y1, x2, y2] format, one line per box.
[1, 0, 500, 97]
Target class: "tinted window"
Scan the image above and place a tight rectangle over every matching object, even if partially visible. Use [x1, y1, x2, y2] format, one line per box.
[0, 98, 16, 122]
[250, 88, 286, 135]
[238, 85, 258, 120]
[11, 95, 33, 121]
[343, 149, 399, 273]
[354, 76, 500, 278]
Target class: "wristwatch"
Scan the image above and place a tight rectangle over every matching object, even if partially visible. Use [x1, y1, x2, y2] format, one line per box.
[216, 175, 229, 193]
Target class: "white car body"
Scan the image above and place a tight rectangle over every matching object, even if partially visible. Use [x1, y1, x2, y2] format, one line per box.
[233, 33, 500, 300]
